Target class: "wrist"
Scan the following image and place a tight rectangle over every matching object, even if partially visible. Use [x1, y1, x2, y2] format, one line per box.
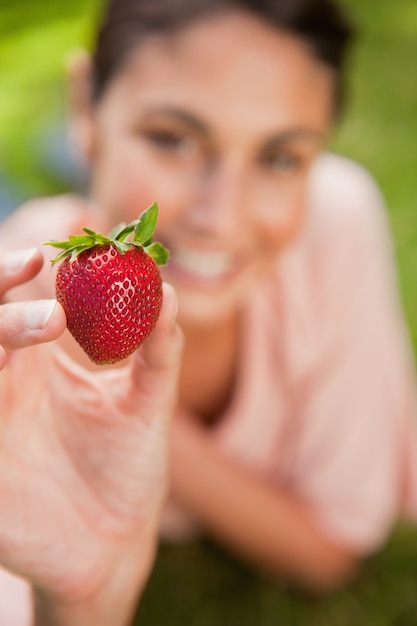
[33, 587, 138, 626]
[32, 530, 157, 626]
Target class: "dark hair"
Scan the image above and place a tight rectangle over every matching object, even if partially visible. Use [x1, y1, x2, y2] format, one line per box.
[91, 0, 355, 114]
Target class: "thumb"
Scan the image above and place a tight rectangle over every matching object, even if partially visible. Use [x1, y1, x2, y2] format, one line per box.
[0, 300, 66, 351]
[129, 283, 183, 416]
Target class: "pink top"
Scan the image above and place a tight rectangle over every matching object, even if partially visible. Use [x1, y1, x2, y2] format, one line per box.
[2, 154, 417, 619]
[162, 154, 417, 552]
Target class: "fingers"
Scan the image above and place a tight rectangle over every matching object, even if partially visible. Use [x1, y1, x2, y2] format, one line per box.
[0, 300, 67, 352]
[0, 248, 44, 300]
[129, 283, 183, 417]
[0, 248, 66, 370]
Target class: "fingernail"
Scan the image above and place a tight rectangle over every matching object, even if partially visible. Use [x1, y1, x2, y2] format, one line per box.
[5, 248, 38, 273]
[25, 300, 57, 330]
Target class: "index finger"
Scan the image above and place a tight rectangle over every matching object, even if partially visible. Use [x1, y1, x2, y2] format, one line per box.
[0, 300, 66, 372]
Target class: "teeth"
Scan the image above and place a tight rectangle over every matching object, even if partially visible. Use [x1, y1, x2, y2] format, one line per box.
[173, 248, 234, 278]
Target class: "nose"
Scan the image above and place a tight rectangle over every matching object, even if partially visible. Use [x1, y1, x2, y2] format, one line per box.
[185, 159, 248, 238]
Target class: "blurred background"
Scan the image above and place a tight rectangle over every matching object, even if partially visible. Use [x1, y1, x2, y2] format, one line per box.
[1, 0, 417, 623]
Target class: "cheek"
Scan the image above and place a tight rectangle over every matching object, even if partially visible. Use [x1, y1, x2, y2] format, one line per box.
[91, 138, 193, 226]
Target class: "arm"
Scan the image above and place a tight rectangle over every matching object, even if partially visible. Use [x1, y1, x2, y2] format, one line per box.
[170, 414, 358, 593]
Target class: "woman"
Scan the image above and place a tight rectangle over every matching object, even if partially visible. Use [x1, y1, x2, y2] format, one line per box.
[1, 0, 417, 623]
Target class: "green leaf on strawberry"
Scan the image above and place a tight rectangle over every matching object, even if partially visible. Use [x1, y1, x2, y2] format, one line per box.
[146, 242, 169, 265]
[45, 203, 169, 265]
[134, 201, 158, 245]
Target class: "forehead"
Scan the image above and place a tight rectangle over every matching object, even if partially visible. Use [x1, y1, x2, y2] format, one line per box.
[102, 10, 335, 133]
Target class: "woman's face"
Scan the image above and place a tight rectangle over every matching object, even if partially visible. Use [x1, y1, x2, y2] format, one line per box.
[86, 10, 335, 327]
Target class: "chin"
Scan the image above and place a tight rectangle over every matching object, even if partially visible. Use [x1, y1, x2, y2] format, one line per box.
[161, 258, 269, 328]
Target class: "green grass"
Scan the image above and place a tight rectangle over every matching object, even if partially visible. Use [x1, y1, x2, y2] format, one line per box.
[135, 526, 417, 625]
[333, 0, 417, 350]
[1, 1, 417, 623]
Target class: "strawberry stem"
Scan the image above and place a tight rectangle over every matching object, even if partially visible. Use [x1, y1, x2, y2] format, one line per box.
[44, 203, 169, 266]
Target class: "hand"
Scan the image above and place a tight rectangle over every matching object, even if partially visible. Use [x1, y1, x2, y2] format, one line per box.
[0, 248, 183, 624]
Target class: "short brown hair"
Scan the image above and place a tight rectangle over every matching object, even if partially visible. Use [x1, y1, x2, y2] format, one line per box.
[92, 0, 355, 114]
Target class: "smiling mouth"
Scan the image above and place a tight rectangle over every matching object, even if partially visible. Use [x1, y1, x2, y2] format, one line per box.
[168, 247, 237, 281]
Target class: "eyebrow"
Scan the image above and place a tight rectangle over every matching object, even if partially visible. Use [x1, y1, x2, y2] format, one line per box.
[139, 106, 327, 145]
[140, 107, 211, 136]
[263, 129, 327, 147]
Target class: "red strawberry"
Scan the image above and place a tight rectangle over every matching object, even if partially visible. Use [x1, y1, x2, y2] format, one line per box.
[45, 203, 169, 365]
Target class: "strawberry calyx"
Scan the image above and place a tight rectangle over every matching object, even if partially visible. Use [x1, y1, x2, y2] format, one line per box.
[44, 202, 169, 266]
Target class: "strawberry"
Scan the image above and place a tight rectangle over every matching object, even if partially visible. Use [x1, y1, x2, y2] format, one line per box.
[45, 203, 169, 365]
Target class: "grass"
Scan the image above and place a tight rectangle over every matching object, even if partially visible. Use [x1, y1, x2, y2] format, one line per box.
[1, 0, 417, 623]
[135, 526, 417, 626]
[332, 0, 417, 350]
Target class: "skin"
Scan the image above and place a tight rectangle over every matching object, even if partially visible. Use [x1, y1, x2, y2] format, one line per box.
[0, 8, 359, 625]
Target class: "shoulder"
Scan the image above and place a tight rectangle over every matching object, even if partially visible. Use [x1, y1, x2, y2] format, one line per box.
[309, 152, 385, 215]
[306, 152, 389, 248]
[272, 153, 401, 375]
[274, 153, 394, 299]
[289, 152, 396, 295]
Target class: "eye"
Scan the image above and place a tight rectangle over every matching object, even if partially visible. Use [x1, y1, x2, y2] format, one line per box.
[260, 150, 300, 174]
[144, 130, 198, 159]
